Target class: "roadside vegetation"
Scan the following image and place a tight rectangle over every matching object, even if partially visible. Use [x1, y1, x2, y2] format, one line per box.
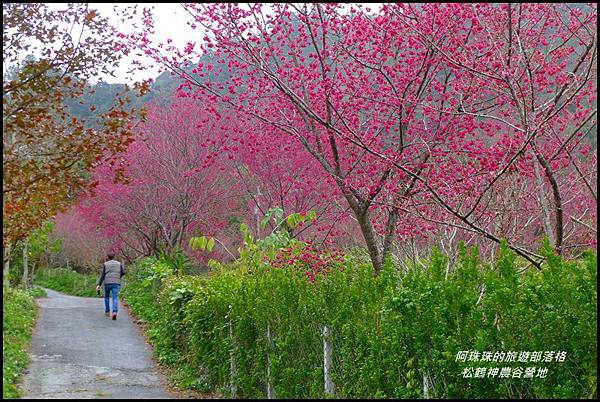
[121, 230, 597, 399]
[34, 268, 99, 298]
[2, 287, 45, 399]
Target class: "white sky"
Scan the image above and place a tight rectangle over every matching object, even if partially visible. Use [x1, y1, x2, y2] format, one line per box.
[6, 3, 381, 85]
[93, 3, 380, 84]
[3, 3, 197, 84]
[88, 3, 197, 83]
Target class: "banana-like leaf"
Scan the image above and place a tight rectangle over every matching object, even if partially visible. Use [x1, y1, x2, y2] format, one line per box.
[207, 237, 215, 252]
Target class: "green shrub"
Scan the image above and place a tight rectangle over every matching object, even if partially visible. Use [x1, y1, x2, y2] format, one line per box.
[122, 240, 597, 399]
[121, 255, 208, 390]
[29, 286, 47, 298]
[34, 268, 99, 297]
[3, 287, 37, 399]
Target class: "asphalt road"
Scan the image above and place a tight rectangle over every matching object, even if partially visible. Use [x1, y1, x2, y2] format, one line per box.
[20, 288, 175, 399]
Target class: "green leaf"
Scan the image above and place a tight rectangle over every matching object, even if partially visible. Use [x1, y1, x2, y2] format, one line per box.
[189, 236, 215, 251]
[287, 213, 304, 229]
[240, 223, 253, 245]
[207, 237, 215, 252]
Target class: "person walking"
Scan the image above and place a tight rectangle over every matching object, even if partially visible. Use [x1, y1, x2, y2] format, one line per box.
[96, 253, 125, 320]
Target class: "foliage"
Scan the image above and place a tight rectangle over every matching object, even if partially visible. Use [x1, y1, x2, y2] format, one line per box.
[2, 287, 37, 398]
[27, 221, 62, 259]
[6, 221, 63, 287]
[34, 268, 99, 297]
[50, 210, 110, 270]
[189, 236, 215, 253]
[75, 99, 244, 261]
[129, 3, 597, 272]
[230, 208, 320, 267]
[29, 286, 47, 298]
[122, 237, 596, 398]
[121, 254, 206, 390]
[2, 3, 150, 248]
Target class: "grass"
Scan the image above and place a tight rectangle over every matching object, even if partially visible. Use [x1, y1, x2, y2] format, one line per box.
[29, 286, 47, 298]
[34, 268, 99, 297]
[2, 287, 38, 399]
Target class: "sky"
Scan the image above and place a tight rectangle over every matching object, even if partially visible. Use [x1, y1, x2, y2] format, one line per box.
[39, 3, 201, 84]
[88, 3, 380, 84]
[85, 3, 197, 83]
[7, 3, 382, 85]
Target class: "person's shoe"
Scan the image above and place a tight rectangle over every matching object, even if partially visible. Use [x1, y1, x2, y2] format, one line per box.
[112, 313, 117, 320]
[104, 312, 110, 318]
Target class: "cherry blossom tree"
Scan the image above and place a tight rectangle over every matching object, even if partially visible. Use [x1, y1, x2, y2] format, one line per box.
[76, 99, 243, 261]
[3, 3, 148, 250]
[217, 115, 357, 247]
[52, 210, 112, 269]
[127, 3, 596, 272]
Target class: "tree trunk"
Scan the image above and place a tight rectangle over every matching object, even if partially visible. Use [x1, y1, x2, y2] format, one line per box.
[30, 263, 37, 287]
[3, 243, 11, 288]
[533, 154, 556, 247]
[22, 238, 29, 288]
[382, 207, 399, 267]
[355, 207, 384, 275]
[534, 150, 564, 255]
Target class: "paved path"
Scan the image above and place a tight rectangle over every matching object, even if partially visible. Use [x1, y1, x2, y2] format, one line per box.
[20, 288, 175, 399]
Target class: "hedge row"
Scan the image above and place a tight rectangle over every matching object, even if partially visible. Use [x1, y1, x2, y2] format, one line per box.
[121, 242, 597, 398]
[34, 268, 99, 297]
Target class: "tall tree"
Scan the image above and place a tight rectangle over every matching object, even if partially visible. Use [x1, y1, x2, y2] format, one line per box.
[76, 99, 243, 261]
[129, 3, 596, 272]
[2, 3, 149, 275]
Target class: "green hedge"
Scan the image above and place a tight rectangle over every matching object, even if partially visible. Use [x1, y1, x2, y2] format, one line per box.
[34, 268, 99, 297]
[122, 242, 597, 399]
[3, 287, 39, 399]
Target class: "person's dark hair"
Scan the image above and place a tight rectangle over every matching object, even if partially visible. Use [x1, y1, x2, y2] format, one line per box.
[107, 253, 115, 260]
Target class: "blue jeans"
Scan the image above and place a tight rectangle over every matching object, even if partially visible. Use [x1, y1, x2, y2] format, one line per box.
[104, 284, 120, 313]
